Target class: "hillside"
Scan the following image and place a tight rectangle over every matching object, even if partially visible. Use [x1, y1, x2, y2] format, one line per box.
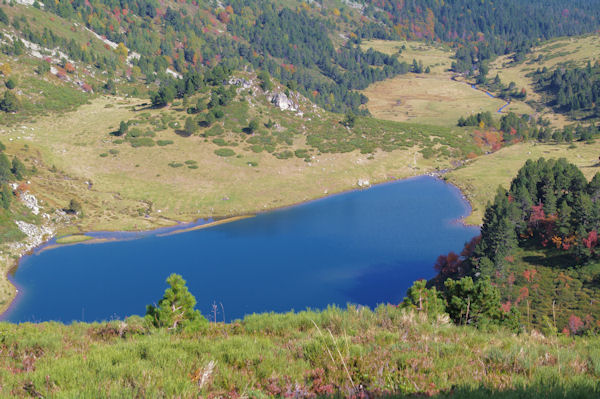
[0, 1, 600, 397]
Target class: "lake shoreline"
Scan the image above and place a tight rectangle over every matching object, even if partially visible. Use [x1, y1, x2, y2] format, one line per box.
[0, 172, 477, 321]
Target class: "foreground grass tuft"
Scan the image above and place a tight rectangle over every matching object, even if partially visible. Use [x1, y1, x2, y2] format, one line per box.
[0, 306, 597, 398]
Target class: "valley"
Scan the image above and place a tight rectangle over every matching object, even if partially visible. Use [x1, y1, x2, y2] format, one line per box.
[0, 0, 599, 397]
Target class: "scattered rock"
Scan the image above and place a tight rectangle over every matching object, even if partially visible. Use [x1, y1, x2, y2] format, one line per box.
[19, 192, 40, 215]
[12, 221, 54, 255]
[228, 78, 252, 89]
[357, 179, 370, 188]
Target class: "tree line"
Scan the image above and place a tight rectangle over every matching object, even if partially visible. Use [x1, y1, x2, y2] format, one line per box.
[354, 0, 600, 80]
[426, 158, 600, 334]
[533, 62, 600, 118]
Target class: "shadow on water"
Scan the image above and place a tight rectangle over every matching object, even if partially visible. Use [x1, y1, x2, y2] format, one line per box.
[343, 260, 430, 306]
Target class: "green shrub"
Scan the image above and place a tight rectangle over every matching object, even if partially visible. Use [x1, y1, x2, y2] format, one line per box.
[295, 149, 309, 158]
[274, 150, 293, 159]
[129, 138, 155, 147]
[156, 140, 174, 146]
[215, 148, 235, 157]
[205, 125, 224, 137]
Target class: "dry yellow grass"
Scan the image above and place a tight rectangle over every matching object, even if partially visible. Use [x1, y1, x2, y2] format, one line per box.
[360, 40, 534, 127]
[5, 97, 448, 233]
[490, 35, 600, 95]
[361, 40, 453, 74]
[488, 34, 600, 127]
[448, 141, 600, 225]
[362, 72, 533, 126]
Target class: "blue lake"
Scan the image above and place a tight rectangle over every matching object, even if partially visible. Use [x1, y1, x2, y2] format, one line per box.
[2, 176, 479, 323]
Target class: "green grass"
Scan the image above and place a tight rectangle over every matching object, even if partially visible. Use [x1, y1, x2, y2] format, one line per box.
[55, 235, 94, 244]
[214, 148, 236, 157]
[361, 39, 454, 74]
[0, 306, 596, 398]
[361, 72, 533, 127]
[447, 141, 600, 225]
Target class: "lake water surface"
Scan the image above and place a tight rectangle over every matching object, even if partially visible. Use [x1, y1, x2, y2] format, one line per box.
[3, 176, 479, 323]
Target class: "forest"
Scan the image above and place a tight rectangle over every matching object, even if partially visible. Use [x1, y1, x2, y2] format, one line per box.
[431, 158, 600, 333]
[533, 62, 600, 118]
[29, 0, 600, 113]
[354, 0, 600, 77]
[456, 111, 599, 145]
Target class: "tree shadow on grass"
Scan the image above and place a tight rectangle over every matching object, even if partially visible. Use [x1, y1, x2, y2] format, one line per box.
[132, 103, 152, 111]
[522, 253, 578, 269]
[174, 129, 193, 137]
[342, 260, 431, 308]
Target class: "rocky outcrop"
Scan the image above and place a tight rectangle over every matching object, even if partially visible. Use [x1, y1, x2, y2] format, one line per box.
[228, 78, 253, 89]
[20, 193, 40, 215]
[357, 179, 371, 188]
[12, 221, 54, 254]
[269, 92, 298, 112]
[6, 191, 72, 256]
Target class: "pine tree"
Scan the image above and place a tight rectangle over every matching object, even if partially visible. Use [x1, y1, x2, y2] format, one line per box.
[145, 274, 207, 331]
[0, 184, 11, 210]
[0, 153, 13, 183]
[0, 91, 19, 113]
[401, 280, 446, 318]
[11, 157, 25, 180]
[184, 117, 198, 136]
[443, 277, 511, 327]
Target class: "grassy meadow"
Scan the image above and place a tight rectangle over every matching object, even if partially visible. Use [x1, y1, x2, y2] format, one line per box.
[448, 141, 600, 225]
[360, 40, 454, 74]
[362, 73, 532, 126]
[3, 95, 472, 234]
[488, 34, 600, 127]
[0, 306, 598, 398]
[489, 34, 600, 101]
[360, 40, 533, 127]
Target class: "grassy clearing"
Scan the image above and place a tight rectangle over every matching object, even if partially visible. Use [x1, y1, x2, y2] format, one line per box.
[0, 307, 597, 398]
[488, 34, 600, 127]
[362, 73, 533, 126]
[361, 40, 454, 74]
[447, 140, 600, 225]
[489, 35, 600, 98]
[361, 39, 533, 127]
[54, 235, 94, 244]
